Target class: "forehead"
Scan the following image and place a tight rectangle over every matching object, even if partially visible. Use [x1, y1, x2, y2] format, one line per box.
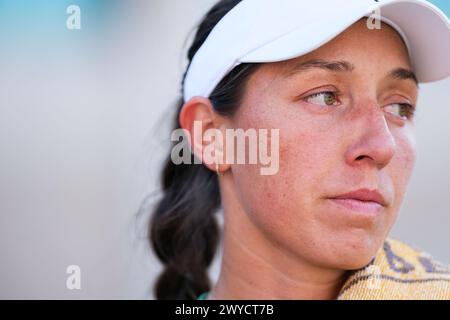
[254, 19, 412, 80]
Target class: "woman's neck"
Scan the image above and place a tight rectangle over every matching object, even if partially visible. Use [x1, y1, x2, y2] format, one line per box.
[209, 209, 349, 300]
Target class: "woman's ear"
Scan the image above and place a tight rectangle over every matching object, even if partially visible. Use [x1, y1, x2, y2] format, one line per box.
[179, 97, 230, 174]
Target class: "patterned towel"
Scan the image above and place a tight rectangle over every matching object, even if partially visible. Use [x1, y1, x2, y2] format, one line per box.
[337, 238, 450, 299]
[197, 238, 450, 300]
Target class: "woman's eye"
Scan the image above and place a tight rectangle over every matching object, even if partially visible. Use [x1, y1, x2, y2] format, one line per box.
[384, 103, 415, 120]
[304, 91, 339, 106]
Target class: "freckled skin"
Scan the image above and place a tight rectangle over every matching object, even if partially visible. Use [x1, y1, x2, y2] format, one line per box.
[226, 20, 417, 272]
[182, 19, 419, 299]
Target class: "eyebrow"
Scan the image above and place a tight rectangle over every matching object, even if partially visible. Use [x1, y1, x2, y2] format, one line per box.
[284, 59, 355, 77]
[284, 59, 418, 86]
[389, 68, 418, 86]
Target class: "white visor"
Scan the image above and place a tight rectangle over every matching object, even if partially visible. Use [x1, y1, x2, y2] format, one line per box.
[183, 0, 450, 102]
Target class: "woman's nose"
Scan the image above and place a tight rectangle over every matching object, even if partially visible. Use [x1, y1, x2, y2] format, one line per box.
[344, 105, 396, 170]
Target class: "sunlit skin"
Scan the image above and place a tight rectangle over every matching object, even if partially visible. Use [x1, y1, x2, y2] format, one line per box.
[180, 19, 418, 299]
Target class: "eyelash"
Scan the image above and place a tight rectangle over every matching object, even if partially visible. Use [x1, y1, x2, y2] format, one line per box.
[302, 91, 416, 120]
[303, 91, 340, 106]
[385, 103, 416, 120]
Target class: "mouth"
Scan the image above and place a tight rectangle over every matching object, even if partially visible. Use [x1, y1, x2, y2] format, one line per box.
[327, 188, 388, 215]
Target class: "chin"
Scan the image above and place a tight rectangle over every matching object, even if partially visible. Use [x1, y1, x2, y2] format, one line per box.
[325, 231, 385, 270]
[336, 252, 377, 270]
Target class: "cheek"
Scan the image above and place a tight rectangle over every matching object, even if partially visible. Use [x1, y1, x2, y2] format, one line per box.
[230, 142, 326, 257]
[277, 113, 345, 196]
[231, 105, 338, 231]
[389, 131, 417, 207]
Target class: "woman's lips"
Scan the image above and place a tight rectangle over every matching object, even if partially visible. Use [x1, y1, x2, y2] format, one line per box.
[328, 198, 383, 214]
[327, 188, 388, 217]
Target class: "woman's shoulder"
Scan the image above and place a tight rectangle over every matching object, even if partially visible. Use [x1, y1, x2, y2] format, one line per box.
[338, 237, 450, 299]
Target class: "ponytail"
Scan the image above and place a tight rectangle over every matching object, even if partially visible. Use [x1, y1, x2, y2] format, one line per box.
[149, 0, 260, 300]
[150, 110, 221, 299]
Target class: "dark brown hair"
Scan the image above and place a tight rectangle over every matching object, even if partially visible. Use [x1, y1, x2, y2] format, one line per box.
[149, 0, 260, 300]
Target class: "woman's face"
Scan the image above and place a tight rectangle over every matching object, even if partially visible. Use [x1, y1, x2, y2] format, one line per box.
[227, 19, 418, 269]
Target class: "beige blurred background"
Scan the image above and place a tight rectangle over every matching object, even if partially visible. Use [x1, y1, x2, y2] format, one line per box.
[0, 0, 449, 299]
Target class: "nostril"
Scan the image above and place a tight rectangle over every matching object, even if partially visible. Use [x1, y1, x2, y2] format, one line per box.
[356, 155, 366, 161]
